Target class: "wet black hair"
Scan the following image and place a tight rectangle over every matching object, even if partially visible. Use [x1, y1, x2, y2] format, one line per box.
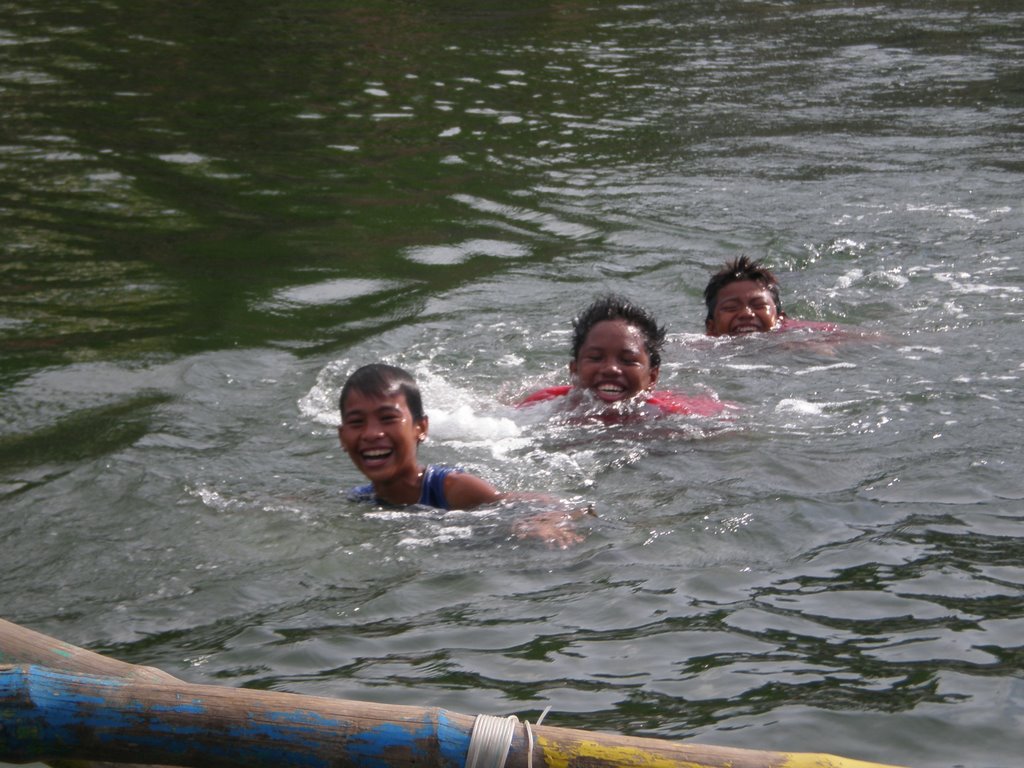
[703, 256, 784, 322]
[571, 294, 666, 369]
[339, 363, 425, 422]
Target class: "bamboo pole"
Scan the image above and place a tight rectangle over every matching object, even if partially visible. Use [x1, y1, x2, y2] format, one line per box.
[0, 617, 182, 768]
[0, 618, 909, 768]
[0, 617, 176, 684]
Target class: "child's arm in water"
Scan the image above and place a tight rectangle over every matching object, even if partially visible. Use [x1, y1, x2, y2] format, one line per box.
[443, 471, 504, 510]
[443, 472, 586, 550]
[511, 503, 590, 550]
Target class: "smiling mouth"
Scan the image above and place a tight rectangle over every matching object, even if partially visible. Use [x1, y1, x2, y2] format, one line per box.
[360, 447, 393, 465]
[731, 322, 763, 334]
[594, 383, 627, 401]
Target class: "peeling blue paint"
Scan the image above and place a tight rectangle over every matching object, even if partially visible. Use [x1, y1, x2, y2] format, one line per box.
[1, 665, 475, 768]
[438, 711, 473, 766]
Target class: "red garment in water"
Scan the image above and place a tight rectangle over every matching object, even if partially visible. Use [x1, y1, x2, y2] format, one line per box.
[518, 385, 729, 417]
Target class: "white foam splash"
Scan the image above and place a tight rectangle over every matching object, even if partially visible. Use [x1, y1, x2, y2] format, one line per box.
[794, 362, 857, 376]
[399, 526, 474, 547]
[298, 359, 349, 426]
[775, 399, 825, 416]
[429, 404, 521, 441]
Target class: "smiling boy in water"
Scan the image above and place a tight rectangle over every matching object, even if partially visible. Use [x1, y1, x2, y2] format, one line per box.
[339, 363, 585, 547]
[340, 363, 501, 509]
[703, 256, 839, 337]
[520, 294, 728, 417]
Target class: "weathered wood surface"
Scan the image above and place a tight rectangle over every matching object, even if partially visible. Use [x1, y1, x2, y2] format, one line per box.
[0, 618, 908, 768]
[0, 617, 181, 768]
[0, 617, 176, 684]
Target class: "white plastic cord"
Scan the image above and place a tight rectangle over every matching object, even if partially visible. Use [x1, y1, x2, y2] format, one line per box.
[466, 714, 519, 768]
[524, 706, 551, 768]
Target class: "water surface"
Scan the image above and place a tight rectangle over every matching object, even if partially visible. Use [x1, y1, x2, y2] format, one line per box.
[2, 3, 1024, 767]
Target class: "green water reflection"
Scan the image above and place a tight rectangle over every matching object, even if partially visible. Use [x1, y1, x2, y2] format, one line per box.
[2, 0, 620, 377]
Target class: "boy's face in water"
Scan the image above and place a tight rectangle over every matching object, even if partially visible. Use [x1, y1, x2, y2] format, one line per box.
[338, 388, 427, 485]
[706, 279, 781, 336]
[570, 319, 659, 403]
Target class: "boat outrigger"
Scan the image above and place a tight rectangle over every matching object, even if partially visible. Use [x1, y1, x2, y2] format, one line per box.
[0, 617, 906, 768]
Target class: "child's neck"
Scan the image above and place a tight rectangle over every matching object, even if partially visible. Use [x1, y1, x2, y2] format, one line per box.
[372, 464, 426, 506]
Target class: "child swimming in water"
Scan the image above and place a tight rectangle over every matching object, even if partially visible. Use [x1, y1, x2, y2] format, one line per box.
[519, 294, 729, 418]
[339, 363, 585, 547]
[703, 256, 839, 337]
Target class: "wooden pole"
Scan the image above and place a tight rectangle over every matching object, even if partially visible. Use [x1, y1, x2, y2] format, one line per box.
[0, 617, 176, 684]
[0, 664, 907, 768]
[0, 619, 908, 768]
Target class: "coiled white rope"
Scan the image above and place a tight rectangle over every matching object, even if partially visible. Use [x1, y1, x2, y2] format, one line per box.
[466, 714, 518, 768]
[466, 707, 551, 768]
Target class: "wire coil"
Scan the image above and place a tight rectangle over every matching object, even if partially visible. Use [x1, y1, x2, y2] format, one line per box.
[465, 714, 519, 768]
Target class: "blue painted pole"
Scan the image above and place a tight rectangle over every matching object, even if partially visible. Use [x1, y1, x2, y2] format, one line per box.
[0, 663, 908, 768]
[0, 664, 475, 768]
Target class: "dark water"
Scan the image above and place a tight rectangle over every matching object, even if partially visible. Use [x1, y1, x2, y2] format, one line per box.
[3, 2, 1024, 767]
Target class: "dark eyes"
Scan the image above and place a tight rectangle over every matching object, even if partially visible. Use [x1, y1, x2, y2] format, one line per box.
[584, 354, 642, 365]
[719, 300, 770, 312]
[343, 413, 401, 426]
